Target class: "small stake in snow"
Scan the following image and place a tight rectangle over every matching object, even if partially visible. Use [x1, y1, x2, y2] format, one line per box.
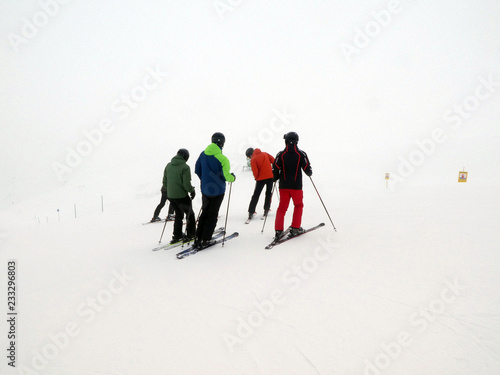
[309, 176, 337, 232]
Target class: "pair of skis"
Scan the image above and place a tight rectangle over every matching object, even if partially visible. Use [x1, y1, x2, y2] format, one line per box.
[244, 211, 269, 224]
[152, 227, 225, 251]
[176, 232, 240, 259]
[264, 223, 325, 249]
[154, 222, 325, 259]
[143, 218, 173, 225]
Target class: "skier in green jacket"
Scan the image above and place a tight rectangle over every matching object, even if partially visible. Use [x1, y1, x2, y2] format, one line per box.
[164, 149, 196, 244]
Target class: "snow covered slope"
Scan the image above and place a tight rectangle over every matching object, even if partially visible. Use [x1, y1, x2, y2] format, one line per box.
[1, 172, 499, 374]
[1, 1, 500, 374]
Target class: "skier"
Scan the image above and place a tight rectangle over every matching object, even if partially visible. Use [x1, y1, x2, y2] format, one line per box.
[151, 168, 175, 223]
[163, 149, 197, 244]
[272, 131, 312, 240]
[245, 147, 275, 221]
[194, 132, 236, 248]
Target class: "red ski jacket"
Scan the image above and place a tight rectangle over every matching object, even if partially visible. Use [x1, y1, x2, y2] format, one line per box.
[250, 149, 275, 181]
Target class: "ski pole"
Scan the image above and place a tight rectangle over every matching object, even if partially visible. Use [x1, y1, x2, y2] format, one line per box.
[222, 182, 233, 246]
[309, 176, 337, 232]
[159, 216, 169, 243]
[261, 181, 276, 233]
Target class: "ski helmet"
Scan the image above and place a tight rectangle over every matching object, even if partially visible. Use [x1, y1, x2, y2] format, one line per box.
[177, 148, 189, 161]
[211, 132, 225, 148]
[245, 148, 254, 158]
[284, 131, 299, 144]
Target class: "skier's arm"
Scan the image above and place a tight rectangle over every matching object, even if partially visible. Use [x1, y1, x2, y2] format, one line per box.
[272, 152, 281, 181]
[250, 157, 258, 180]
[216, 154, 235, 182]
[195, 155, 201, 179]
[183, 166, 195, 194]
[301, 151, 312, 177]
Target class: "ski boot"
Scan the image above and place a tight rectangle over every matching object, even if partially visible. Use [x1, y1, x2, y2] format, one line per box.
[289, 227, 306, 237]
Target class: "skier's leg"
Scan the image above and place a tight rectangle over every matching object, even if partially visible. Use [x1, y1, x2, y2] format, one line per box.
[179, 197, 196, 238]
[275, 189, 291, 231]
[202, 194, 224, 241]
[290, 189, 304, 229]
[169, 199, 184, 240]
[248, 180, 265, 215]
[153, 189, 168, 218]
[263, 178, 273, 212]
[196, 195, 210, 242]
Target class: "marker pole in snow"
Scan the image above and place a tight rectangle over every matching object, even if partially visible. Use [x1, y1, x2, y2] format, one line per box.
[222, 182, 233, 246]
[309, 176, 337, 232]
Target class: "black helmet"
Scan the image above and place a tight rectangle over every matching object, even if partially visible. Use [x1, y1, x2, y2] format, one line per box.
[284, 131, 299, 144]
[245, 147, 254, 158]
[177, 148, 189, 161]
[211, 132, 225, 148]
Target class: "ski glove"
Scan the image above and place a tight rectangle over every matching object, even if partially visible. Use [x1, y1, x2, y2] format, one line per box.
[190, 191, 196, 200]
[231, 173, 236, 181]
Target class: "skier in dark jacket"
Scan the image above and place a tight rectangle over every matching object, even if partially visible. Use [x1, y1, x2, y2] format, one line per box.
[272, 131, 312, 240]
[151, 186, 175, 222]
[164, 149, 196, 243]
[194, 132, 235, 248]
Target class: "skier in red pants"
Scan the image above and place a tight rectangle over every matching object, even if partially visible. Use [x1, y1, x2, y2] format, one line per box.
[272, 131, 312, 240]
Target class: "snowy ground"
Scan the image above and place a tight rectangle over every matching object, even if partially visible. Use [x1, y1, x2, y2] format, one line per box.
[2, 1, 500, 374]
[1, 167, 499, 374]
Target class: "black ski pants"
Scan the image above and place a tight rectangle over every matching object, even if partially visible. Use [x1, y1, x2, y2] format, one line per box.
[196, 194, 225, 242]
[154, 188, 174, 218]
[248, 178, 273, 214]
[168, 196, 196, 239]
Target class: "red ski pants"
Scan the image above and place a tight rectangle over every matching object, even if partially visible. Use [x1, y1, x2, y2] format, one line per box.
[275, 189, 303, 231]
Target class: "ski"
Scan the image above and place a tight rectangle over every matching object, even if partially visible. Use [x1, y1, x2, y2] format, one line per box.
[245, 212, 257, 224]
[143, 219, 165, 225]
[142, 218, 175, 225]
[176, 232, 239, 259]
[264, 227, 291, 250]
[152, 227, 225, 251]
[265, 223, 325, 250]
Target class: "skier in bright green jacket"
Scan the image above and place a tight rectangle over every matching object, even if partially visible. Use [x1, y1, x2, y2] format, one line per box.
[194, 132, 235, 248]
